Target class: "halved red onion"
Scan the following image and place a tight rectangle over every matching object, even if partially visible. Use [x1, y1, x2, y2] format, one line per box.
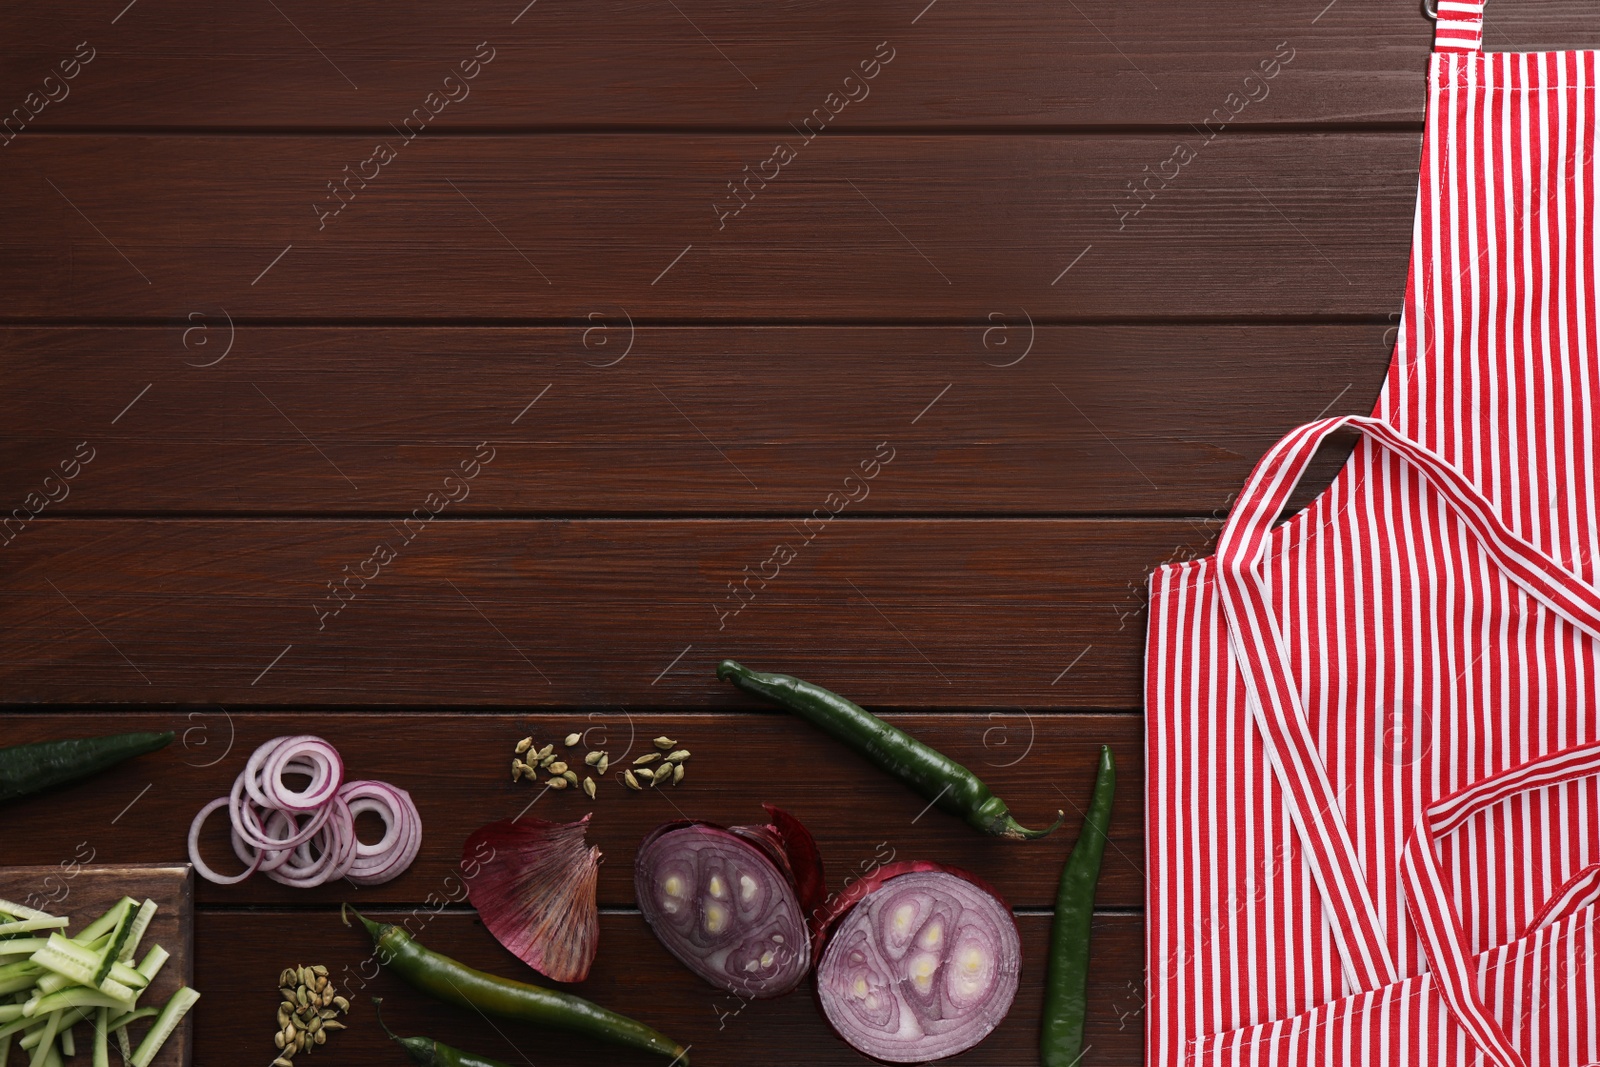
[635, 806, 823, 999]
[189, 737, 419, 888]
[814, 861, 1020, 1064]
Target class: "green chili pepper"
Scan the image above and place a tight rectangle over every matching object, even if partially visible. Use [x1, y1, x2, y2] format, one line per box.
[716, 659, 1063, 840]
[374, 997, 513, 1067]
[1040, 745, 1116, 1067]
[345, 907, 688, 1064]
[0, 732, 173, 804]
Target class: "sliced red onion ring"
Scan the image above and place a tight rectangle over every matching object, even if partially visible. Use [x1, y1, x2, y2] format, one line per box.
[342, 781, 421, 887]
[260, 735, 343, 811]
[814, 862, 1021, 1064]
[635, 807, 823, 998]
[189, 796, 262, 886]
[190, 737, 419, 888]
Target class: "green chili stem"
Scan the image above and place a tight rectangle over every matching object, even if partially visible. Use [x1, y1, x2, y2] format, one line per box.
[1040, 746, 1116, 1067]
[717, 659, 1062, 841]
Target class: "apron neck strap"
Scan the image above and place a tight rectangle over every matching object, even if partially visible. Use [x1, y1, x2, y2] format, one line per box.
[1216, 413, 1600, 1059]
[1432, 0, 1486, 53]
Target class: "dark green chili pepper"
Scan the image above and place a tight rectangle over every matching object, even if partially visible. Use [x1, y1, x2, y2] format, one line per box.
[345, 907, 689, 1064]
[374, 997, 513, 1067]
[0, 731, 173, 804]
[1041, 745, 1116, 1067]
[716, 659, 1062, 840]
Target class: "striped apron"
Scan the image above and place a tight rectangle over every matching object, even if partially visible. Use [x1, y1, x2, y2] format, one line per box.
[1146, 3, 1600, 1064]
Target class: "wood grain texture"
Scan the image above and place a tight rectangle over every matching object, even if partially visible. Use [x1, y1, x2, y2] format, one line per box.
[0, 325, 1386, 515]
[4, 0, 1599, 130]
[0, 133, 1417, 320]
[0, 519, 1198, 706]
[196, 909, 1144, 1066]
[0, 864, 193, 1066]
[0, 713, 1143, 910]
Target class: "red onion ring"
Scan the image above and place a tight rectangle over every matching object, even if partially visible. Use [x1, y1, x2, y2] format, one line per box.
[189, 796, 262, 886]
[190, 737, 419, 888]
[261, 735, 343, 811]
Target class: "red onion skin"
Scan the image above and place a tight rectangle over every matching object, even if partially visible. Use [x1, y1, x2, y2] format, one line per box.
[811, 861, 1021, 1065]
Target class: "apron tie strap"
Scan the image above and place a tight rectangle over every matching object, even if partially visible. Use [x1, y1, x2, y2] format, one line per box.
[1400, 741, 1600, 1067]
[1432, 0, 1486, 53]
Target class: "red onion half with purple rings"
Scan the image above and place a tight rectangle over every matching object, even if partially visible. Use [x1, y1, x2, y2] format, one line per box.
[635, 806, 825, 999]
[813, 861, 1021, 1064]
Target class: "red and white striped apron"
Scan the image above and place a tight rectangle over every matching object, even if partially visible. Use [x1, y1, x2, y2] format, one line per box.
[1146, 3, 1600, 1064]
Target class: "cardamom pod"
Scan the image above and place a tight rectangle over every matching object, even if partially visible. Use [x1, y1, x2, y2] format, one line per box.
[624, 769, 641, 791]
[548, 761, 568, 775]
[633, 752, 661, 765]
[583, 777, 597, 799]
[584, 751, 604, 766]
[548, 776, 569, 790]
[666, 749, 691, 762]
[673, 762, 685, 784]
[515, 737, 533, 754]
[596, 755, 609, 775]
[634, 766, 655, 781]
[654, 736, 677, 749]
[512, 760, 524, 781]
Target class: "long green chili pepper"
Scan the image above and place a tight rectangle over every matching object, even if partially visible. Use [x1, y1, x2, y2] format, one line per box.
[1040, 745, 1116, 1067]
[716, 659, 1063, 840]
[344, 907, 689, 1064]
[374, 997, 513, 1067]
[0, 731, 173, 804]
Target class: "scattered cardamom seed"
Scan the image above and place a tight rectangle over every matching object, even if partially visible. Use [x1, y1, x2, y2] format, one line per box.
[666, 749, 691, 762]
[311, 965, 328, 977]
[649, 768, 664, 786]
[624, 769, 641, 791]
[673, 762, 685, 784]
[279, 986, 296, 1001]
[535, 743, 554, 760]
[274, 1031, 287, 1050]
[539, 753, 556, 769]
[296, 987, 308, 1008]
[634, 766, 655, 781]
[564, 732, 582, 746]
[511, 760, 524, 782]
[548, 776, 569, 790]
[633, 752, 662, 765]
[583, 777, 597, 798]
[596, 755, 609, 775]
[323, 1020, 345, 1031]
[308, 1016, 323, 1033]
[278, 969, 296, 987]
[584, 750, 604, 766]
[654, 736, 677, 750]
[515, 737, 533, 754]
[273, 1059, 294, 1067]
[562, 769, 578, 785]
[314, 1030, 327, 1046]
[332, 996, 349, 1012]
[548, 760, 568, 775]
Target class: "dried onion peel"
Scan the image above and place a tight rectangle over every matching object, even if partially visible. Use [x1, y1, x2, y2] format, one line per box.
[634, 805, 824, 999]
[813, 861, 1021, 1063]
[464, 815, 601, 984]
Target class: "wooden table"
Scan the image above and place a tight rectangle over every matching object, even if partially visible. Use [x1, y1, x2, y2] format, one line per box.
[4, 2, 1596, 1063]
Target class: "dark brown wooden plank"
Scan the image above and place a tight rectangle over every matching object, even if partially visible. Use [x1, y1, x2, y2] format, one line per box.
[0, 133, 1416, 320]
[0, 712, 1142, 909]
[0, 519, 1196, 706]
[195, 909, 1143, 1066]
[0, 325, 1387, 515]
[0, 865, 193, 1067]
[5, 1, 1599, 130]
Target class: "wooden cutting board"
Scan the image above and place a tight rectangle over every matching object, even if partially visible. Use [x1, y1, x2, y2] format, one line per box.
[0, 864, 194, 1067]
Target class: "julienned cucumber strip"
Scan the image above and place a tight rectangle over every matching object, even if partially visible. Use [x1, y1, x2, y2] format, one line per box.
[92, 1008, 109, 1067]
[133, 947, 166, 983]
[69, 901, 135, 949]
[91, 902, 138, 986]
[129, 987, 198, 1067]
[26, 1008, 59, 1067]
[117, 902, 156, 965]
[0, 920, 68, 940]
[0, 902, 54, 925]
[27, 937, 137, 1002]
